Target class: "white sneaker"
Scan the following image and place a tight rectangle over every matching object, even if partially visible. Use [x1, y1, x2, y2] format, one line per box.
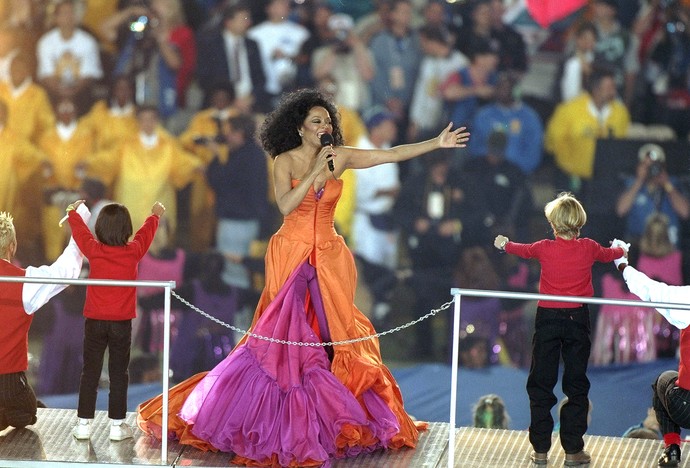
[72, 422, 91, 440]
[109, 422, 133, 441]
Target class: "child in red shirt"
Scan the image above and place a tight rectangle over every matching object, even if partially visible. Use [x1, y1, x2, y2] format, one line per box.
[66, 199, 165, 442]
[494, 192, 624, 467]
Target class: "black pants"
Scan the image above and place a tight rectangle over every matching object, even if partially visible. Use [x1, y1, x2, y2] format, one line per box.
[0, 371, 38, 429]
[527, 306, 591, 454]
[77, 318, 131, 420]
[653, 370, 690, 436]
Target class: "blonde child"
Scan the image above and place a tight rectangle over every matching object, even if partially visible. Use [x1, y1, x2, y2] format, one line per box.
[66, 199, 164, 441]
[494, 192, 624, 466]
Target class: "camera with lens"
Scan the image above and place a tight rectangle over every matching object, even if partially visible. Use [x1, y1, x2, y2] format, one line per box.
[648, 150, 664, 178]
[130, 15, 151, 40]
[128, 0, 153, 40]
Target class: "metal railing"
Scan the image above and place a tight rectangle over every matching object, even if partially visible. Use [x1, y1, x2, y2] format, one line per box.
[7, 275, 690, 467]
[0, 276, 175, 466]
[446, 288, 690, 468]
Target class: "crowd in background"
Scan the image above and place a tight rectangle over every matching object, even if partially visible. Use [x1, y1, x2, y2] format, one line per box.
[3, 0, 690, 394]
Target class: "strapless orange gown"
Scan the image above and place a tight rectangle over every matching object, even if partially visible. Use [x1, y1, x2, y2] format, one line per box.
[137, 179, 425, 465]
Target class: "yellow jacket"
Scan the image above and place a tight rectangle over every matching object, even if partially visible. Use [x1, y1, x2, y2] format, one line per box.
[0, 128, 46, 211]
[82, 100, 138, 152]
[109, 129, 202, 232]
[39, 121, 95, 190]
[0, 81, 55, 144]
[545, 93, 630, 179]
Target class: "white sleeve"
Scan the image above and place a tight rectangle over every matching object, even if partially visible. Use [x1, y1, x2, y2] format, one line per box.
[623, 266, 690, 329]
[36, 34, 54, 79]
[22, 204, 91, 314]
[560, 58, 581, 102]
[78, 32, 104, 79]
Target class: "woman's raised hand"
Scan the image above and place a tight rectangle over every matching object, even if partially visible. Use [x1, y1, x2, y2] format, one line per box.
[438, 123, 470, 148]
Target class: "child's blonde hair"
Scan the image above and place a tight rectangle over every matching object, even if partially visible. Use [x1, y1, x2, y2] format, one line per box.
[0, 211, 16, 256]
[544, 192, 586, 240]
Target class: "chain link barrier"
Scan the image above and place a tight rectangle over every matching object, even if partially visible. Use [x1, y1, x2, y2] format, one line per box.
[171, 290, 453, 347]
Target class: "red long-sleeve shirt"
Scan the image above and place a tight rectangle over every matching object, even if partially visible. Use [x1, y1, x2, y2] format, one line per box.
[505, 237, 624, 308]
[68, 210, 159, 320]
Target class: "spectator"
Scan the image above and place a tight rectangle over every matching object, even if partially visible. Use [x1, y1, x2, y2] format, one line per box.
[488, 0, 528, 73]
[36, 0, 103, 115]
[642, 1, 690, 139]
[247, 0, 310, 106]
[591, 0, 641, 109]
[394, 151, 489, 360]
[557, 21, 598, 103]
[92, 105, 202, 236]
[420, 0, 451, 34]
[464, 128, 534, 242]
[205, 114, 269, 293]
[353, 0, 393, 46]
[293, 2, 334, 89]
[82, 75, 138, 153]
[615, 143, 690, 247]
[179, 82, 240, 251]
[39, 98, 95, 261]
[441, 39, 499, 133]
[472, 394, 510, 429]
[103, 0, 197, 121]
[195, 1, 270, 113]
[408, 24, 467, 142]
[352, 109, 401, 327]
[312, 13, 374, 113]
[0, 55, 55, 145]
[459, 335, 491, 369]
[545, 65, 630, 189]
[469, 71, 544, 175]
[369, 0, 421, 144]
[453, 0, 526, 73]
[0, 100, 49, 263]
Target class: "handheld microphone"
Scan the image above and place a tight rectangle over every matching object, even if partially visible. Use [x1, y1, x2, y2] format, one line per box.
[320, 133, 334, 172]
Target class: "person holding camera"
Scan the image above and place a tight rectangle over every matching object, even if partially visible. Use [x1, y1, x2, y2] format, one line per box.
[204, 114, 269, 293]
[311, 12, 374, 114]
[615, 143, 690, 247]
[101, 0, 196, 121]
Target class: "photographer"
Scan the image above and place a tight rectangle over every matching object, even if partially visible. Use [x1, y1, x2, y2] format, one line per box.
[101, 0, 196, 121]
[616, 143, 690, 247]
[311, 13, 374, 114]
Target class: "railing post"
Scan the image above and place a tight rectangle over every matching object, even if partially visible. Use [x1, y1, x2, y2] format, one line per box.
[448, 288, 462, 468]
[160, 283, 172, 465]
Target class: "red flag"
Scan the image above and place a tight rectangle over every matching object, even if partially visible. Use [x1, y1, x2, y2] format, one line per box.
[526, 0, 588, 28]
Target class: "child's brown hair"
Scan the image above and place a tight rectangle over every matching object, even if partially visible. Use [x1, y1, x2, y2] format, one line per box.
[95, 203, 133, 246]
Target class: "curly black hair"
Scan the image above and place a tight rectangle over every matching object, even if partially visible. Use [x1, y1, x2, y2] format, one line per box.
[259, 88, 344, 158]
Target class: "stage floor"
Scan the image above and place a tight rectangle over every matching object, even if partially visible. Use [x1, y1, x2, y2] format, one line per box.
[0, 408, 684, 467]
